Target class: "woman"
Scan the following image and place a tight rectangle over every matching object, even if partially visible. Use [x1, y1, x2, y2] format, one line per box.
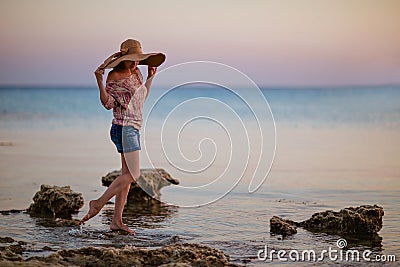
[80, 39, 165, 234]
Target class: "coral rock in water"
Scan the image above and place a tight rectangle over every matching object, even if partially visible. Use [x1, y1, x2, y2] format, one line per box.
[270, 205, 384, 238]
[270, 216, 297, 236]
[27, 185, 84, 219]
[299, 204, 384, 235]
[102, 168, 180, 203]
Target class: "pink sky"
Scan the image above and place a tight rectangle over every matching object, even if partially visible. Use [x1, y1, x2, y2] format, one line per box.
[0, 0, 399, 86]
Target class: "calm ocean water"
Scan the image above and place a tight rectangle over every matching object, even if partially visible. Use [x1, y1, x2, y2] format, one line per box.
[1, 85, 399, 129]
[0, 85, 399, 265]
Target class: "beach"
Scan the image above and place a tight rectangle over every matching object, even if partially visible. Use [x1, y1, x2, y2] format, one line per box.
[0, 85, 399, 265]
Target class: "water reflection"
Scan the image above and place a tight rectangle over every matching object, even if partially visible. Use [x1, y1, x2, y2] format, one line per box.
[102, 201, 179, 229]
[345, 234, 383, 251]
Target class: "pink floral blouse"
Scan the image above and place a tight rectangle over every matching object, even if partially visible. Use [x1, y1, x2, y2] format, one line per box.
[102, 68, 147, 130]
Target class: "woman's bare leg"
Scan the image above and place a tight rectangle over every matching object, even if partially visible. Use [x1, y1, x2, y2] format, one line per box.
[110, 153, 139, 233]
[80, 151, 140, 227]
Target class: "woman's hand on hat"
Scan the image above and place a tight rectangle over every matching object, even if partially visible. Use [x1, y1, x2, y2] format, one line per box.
[147, 66, 157, 79]
[94, 67, 105, 82]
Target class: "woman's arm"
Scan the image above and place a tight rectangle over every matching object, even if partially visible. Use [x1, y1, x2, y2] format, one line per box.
[95, 67, 114, 109]
[144, 66, 157, 99]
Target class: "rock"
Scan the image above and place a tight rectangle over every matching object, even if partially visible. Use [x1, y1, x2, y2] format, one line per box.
[42, 246, 55, 251]
[0, 209, 24, 216]
[0, 247, 23, 262]
[0, 237, 15, 244]
[27, 185, 84, 219]
[102, 168, 180, 203]
[270, 216, 297, 236]
[299, 205, 384, 235]
[0, 239, 24, 262]
[1, 243, 237, 266]
[54, 218, 81, 227]
[35, 218, 81, 227]
[270, 205, 384, 238]
[0, 141, 13, 147]
[8, 245, 23, 255]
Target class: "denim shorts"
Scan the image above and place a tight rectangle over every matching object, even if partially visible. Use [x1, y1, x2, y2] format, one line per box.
[110, 124, 141, 153]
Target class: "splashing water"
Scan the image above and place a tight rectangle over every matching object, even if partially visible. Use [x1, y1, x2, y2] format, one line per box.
[68, 228, 82, 236]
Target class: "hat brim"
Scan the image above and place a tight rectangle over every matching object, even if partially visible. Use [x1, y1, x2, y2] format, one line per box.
[104, 53, 166, 69]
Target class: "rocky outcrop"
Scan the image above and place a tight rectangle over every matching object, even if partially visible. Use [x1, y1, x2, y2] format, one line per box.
[0, 237, 25, 262]
[102, 168, 180, 203]
[0, 238, 238, 267]
[270, 205, 384, 238]
[270, 216, 297, 236]
[27, 185, 84, 219]
[298, 205, 384, 235]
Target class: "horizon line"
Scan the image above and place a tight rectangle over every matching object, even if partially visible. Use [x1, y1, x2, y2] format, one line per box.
[1, 82, 400, 90]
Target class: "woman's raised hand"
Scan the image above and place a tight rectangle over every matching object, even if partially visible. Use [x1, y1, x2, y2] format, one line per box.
[94, 67, 105, 82]
[147, 66, 157, 79]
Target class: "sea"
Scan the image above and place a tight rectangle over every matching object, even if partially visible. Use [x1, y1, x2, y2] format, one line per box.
[0, 84, 399, 265]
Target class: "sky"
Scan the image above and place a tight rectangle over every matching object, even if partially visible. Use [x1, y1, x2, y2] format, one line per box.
[0, 0, 399, 86]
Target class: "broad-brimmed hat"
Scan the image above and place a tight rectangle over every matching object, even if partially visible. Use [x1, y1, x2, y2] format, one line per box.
[100, 39, 166, 69]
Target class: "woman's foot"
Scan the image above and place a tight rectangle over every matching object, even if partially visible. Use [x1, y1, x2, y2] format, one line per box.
[80, 200, 101, 225]
[110, 221, 135, 235]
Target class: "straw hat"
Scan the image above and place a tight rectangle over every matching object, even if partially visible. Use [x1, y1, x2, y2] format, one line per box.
[100, 39, 166, 69]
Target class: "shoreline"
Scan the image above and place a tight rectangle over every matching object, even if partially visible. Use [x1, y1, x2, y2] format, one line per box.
[0, 187, 399, 266]
[0, 201, 393, 266]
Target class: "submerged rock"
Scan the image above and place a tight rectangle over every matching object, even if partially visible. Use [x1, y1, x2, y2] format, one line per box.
[0, 240, 238, 267]
[0, 209, 24, 216]
[270, 216, 297, 236]
[102, 168, 180, 203]
[270, 205, 384, 238]
[0, 237, 15, 243]
[35, 218, 81, 227]
[27, 185, 84, 219]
